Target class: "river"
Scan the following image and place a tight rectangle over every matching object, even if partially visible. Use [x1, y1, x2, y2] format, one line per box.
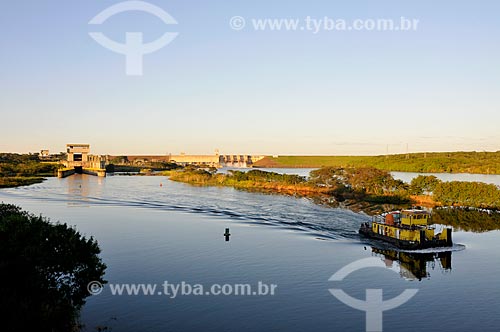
[1, 174, 499, 331]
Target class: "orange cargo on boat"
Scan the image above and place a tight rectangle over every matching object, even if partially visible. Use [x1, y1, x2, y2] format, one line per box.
[385, 213, 394, 225]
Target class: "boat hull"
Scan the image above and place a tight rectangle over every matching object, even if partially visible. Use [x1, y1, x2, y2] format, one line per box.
[359, 225, 452, 250]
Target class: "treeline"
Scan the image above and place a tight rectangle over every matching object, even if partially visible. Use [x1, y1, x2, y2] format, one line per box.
[0, 153, 60, 177]
[433, 181, 500, 209]
[309, 167, 408, 195]
[227, 169, 306, 185]
[408, 175, 500, 209]
[108, 156, 179, 171]
[254, 151, 500, 174]
[106, 155, 181, 173]
[309, 167, 411, 204]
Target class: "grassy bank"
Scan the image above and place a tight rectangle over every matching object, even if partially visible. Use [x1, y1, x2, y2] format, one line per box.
[253, 151, 500, 174]
[1, 153, 61, 188]
[0, 177, 45, 188]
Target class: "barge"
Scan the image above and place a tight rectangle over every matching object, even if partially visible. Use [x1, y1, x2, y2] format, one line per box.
[359, 209, 452, 250]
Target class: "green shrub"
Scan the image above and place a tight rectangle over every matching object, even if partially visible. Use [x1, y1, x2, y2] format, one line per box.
[0, 204, 106, 331]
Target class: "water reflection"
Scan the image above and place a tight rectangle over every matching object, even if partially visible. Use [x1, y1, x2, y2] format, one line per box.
[65, 175, 105, 207]
[371, 247, 452, 281]
[432, 207, 500, 232]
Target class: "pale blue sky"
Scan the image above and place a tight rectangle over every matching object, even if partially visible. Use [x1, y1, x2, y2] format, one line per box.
[1, 0, 499, 155]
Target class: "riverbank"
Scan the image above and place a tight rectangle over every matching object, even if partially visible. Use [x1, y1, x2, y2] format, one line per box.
[169, 169, 327, 195]
[0, 177, 45, 188]
[169, 168, 413, 214]
[253, 152, 500, 174]
[0, 153, 60, 188]
[169, 167, 500, 215]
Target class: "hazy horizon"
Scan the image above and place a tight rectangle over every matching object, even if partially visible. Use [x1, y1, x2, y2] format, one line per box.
[2, 146, 500, 157]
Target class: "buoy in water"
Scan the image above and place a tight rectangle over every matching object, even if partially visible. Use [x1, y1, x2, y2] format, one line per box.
[224, 228, 231, 241]
[160, 183, 163, 187]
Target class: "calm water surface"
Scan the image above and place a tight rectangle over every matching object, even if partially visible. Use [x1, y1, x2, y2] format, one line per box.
[1, 174, 499, 332]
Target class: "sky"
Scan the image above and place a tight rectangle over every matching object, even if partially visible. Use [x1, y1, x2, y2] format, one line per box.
[0, 0, 499, 155]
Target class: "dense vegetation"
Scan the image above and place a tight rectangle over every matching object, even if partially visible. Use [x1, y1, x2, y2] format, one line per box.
[0, 153, 60, 188]
[308, 167, 411, 204]
[408, 175, 500, 209]
[170, 169, 321, 195]
[106, 156, 181, 174]
[254, 151, 500, 174]
[171, 166, 500, 211]
[309, 167, 408, 195]
[0, 153, 59, 175]
[409, 175, 441, 195]
[433, 181, 500, 209]
[0, 203, 106, 331]
[170, 166, 412, 207]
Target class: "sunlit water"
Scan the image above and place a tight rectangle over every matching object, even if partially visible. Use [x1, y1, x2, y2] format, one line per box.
[1, 174, 500, 332]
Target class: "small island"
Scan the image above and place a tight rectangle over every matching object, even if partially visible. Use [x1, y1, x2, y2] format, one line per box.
[169, 166, 500, 213]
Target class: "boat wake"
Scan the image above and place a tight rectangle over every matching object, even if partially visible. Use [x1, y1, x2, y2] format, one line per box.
[0, 179, 368, 241]
[400, 243, 466, 253]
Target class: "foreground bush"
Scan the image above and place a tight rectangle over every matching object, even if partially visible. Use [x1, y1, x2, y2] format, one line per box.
[0, 204, 106, 332]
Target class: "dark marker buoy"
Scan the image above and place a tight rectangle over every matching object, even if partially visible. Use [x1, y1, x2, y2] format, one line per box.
[224, 228, 231, 241]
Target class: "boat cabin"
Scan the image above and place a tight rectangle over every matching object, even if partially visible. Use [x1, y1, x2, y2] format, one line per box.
[400, 210, 430, 227]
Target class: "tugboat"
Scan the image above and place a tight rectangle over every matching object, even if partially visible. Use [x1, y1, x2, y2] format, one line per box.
[359, 209, 452, 250]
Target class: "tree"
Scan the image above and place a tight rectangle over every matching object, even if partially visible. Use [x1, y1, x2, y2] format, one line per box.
[309, 167, 345, 188]
[433, 181, 500, 209]
[409, 175, 440, 195]
[0, 204, 107, 332]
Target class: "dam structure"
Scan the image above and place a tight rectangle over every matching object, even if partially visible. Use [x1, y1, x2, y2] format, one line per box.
[170, 153, 265, 167]
[58, 144, 107, 178]
[122, 153, 265, 168]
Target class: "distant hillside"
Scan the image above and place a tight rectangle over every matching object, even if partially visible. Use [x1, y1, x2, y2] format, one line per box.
[252, 152, 500, 174]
